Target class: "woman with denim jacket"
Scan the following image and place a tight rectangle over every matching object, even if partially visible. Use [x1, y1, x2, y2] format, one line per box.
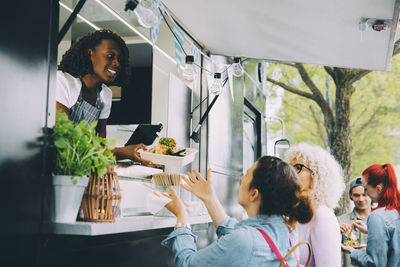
[342, 163, 400, 267]
[161, 156, 314, 267]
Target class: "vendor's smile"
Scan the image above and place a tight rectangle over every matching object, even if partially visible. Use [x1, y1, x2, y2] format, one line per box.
[107, 68, 117, 75]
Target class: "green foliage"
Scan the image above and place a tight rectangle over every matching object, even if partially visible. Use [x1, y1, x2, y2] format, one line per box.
[266, 64, 328, 147]
[268, 58, 400, 178]
[53, 112, 116, 178]
[349, 56, 400, 176]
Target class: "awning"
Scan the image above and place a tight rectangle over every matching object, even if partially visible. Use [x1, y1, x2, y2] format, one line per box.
[163, 0, 400, 71]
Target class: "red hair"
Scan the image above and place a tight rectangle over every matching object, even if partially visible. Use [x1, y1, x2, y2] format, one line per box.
[362, 163, 400, 214]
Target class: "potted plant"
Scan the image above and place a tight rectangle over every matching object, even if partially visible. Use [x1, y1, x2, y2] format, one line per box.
[51, 112, 115, 223]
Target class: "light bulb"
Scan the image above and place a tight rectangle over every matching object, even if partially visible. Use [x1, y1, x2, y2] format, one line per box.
[210, 73, 222, 95]
[140, 0, 153, 8]
[134, 0, 160, 28]
[232, 57, 244, 77]
[183, 55, 196, 81]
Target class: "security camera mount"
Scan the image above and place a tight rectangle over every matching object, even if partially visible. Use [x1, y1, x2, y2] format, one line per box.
[359, 18, 392, 32]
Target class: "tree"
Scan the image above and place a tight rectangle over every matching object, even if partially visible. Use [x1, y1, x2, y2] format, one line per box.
[265, 40, 400, 215]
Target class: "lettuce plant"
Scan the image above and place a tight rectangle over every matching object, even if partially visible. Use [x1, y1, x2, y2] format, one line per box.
[53, 112, 116, 181]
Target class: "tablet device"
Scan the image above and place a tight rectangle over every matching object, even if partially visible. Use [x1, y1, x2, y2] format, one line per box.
[125, 123, 163, 146]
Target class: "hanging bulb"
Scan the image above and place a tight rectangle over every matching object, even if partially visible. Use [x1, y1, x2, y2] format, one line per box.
[125, 0, 160, 28]
[183, 55, 196, 81]
[135, 1, 160, 28]
[232, 57, 244, 77]
[140, 0, 153, 8]
[210, 73, 222, 95]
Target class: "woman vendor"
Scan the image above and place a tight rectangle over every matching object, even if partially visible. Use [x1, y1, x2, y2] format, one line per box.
[56, 29, 150, 164]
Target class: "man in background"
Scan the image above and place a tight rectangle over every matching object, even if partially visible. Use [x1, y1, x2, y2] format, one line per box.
[337, 177, 371, 267]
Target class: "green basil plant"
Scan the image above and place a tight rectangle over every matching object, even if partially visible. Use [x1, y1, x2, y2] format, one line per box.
[53, 111, 116, 181]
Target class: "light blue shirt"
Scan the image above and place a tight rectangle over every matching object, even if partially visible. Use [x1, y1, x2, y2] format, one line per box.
[161, 215, 299, 267]
[350, 208, 400, 267]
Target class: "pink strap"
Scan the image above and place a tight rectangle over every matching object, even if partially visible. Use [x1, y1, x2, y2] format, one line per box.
[288, 232, 300, 267]
[257, 228, 288, 267]
[257, 228, 300, 267]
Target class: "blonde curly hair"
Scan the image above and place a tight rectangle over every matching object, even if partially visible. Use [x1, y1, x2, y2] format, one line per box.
[285, 142, 345, 209]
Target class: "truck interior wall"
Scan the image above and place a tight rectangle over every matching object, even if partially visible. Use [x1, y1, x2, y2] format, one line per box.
[108, 66, 153, 125]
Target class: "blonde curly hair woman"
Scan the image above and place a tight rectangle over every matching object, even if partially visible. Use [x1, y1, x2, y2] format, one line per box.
[286, 142, 345, 267]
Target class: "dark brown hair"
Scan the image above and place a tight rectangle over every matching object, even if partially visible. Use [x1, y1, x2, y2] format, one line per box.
[58, 29, 130, 86]
[250, 156, 314, 228]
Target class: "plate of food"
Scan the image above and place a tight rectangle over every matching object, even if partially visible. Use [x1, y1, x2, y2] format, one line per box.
[344, 237, 366, 249]
[344, 224, 366, 250]
[139, 137, 198, 167]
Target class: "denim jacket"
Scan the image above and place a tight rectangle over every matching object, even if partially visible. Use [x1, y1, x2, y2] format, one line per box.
[350, 208, 400, 267]
[161, 215, 299, 267]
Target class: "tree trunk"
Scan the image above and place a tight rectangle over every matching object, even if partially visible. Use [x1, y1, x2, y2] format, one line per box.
[330, 82, 353, 216]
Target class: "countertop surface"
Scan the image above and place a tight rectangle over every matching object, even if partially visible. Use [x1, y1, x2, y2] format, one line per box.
[46, 214, 211, 236]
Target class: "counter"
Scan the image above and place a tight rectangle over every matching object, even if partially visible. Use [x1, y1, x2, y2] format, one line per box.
[46, 164, 210, 236]
[46, 214, 211, 236]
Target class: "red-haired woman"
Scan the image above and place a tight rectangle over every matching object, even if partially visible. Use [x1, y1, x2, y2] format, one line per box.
[342, 163, 400, 266]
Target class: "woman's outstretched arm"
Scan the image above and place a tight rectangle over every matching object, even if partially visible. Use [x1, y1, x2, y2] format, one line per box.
[181, 169, 228, 227]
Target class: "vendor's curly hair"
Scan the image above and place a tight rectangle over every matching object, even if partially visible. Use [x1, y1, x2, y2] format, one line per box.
[58, 29, 130, 86]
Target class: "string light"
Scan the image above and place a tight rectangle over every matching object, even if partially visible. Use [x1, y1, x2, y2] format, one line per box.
[210, 73, 222, 95]
[122, 0, 247, 79]
[232, 57, 244, 77]
[125, 0, 160, 28]
[182, 55, 196, 81]
[121, 1, 249, 144]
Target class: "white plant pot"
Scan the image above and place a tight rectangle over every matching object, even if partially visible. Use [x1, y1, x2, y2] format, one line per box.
[51, 175, 89, 223]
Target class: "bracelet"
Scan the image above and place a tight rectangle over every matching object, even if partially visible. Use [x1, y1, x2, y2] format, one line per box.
[175, 222, 191, 231]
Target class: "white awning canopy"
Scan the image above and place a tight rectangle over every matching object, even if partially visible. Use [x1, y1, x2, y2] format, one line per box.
[162, 0, 400, 71]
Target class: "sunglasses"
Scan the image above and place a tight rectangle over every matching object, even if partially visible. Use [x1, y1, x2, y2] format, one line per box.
[293, 163, 313, 174]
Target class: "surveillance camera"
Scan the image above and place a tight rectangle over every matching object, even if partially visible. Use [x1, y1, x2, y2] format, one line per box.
[359, 18, 392, 32]
[372, 20, 387, 32]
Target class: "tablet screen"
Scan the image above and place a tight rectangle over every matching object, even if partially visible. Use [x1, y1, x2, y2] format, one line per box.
[125, 123, 163, 146]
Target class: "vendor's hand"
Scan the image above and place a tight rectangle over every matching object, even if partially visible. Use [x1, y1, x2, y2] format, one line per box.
[352, 220, 368, 234]
[341, 244, 355, 254]
[181, 168, 216, 203]
[165, 187, 188, 222]
[340, 223, 351, 234]
[114, 144, 157, 166]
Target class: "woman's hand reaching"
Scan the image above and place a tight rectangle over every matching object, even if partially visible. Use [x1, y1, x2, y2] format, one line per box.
[181, 168, 227, 227]
[181, 169, 216, 203]
[165, 187, 188, 223]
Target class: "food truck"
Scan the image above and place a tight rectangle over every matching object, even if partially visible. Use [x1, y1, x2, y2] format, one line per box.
[1, 0, 399, 266]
